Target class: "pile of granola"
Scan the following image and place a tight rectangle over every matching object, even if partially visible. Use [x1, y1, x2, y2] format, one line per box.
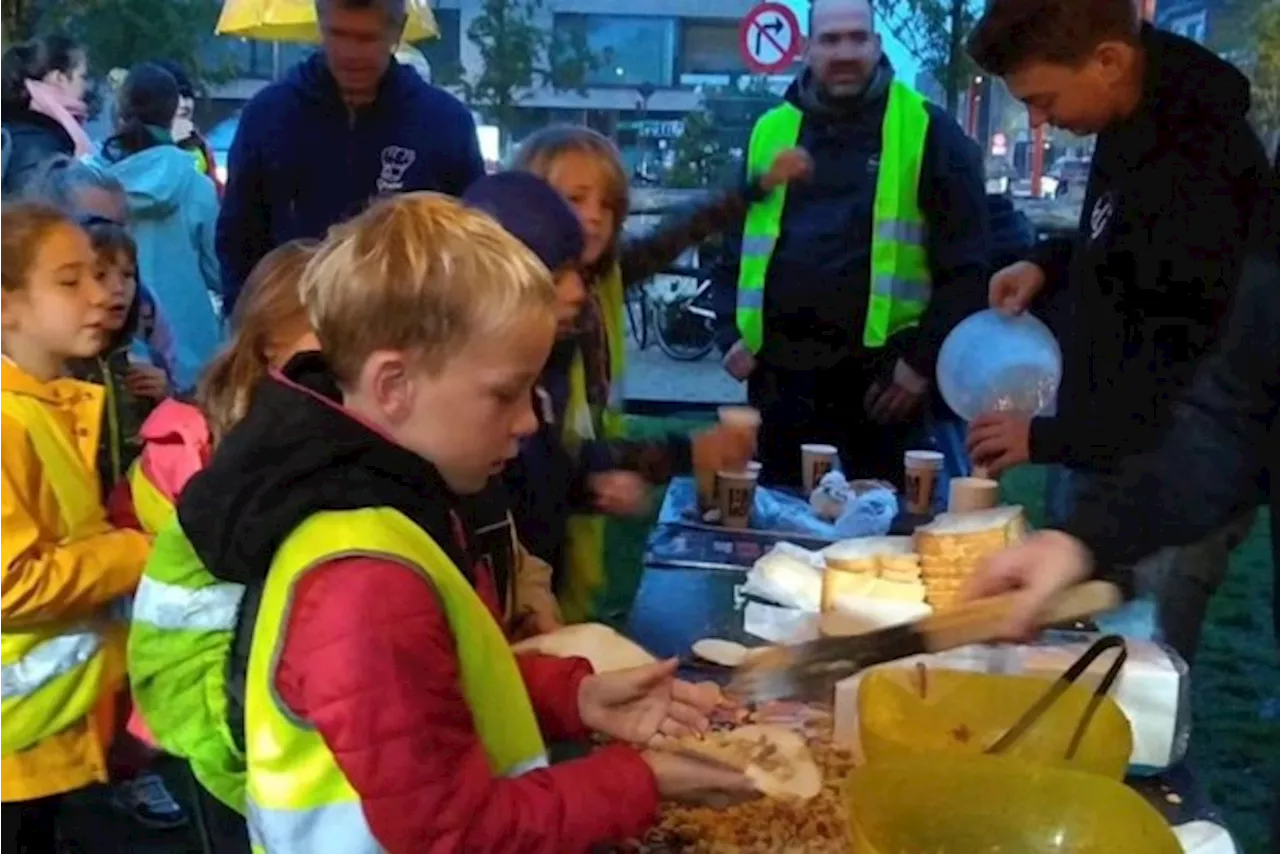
[629, 704, 857, 853]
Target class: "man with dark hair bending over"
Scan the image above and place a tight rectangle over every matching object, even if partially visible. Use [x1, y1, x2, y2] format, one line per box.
[964, 0, 1271, 663]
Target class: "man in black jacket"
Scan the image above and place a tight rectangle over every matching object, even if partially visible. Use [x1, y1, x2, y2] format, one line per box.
[964, 0, 1271, 661]
[712, 0, 989, 487]
[970, 213, 1278, 847]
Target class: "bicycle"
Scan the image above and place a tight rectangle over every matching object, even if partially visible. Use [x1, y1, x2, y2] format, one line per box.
[650, 266, 717, 362]
[624, 285, 652, 350]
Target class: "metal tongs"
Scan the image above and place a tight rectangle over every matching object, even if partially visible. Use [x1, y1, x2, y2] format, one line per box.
[984, 633, 1129, 760]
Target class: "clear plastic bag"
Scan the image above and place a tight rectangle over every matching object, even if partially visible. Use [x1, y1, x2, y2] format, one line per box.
[937, 309, 1062, 421]
[752, 485, 898, 540]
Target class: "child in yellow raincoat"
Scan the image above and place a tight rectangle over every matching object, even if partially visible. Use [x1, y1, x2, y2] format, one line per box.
[1, 202, 150, 848]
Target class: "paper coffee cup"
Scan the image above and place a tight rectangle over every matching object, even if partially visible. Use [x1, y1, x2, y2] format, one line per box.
[800, 443, 839, 493]
[716, 469, 758, 529]
[903, 450, 945, 514]
[948, 476, 1000, 513]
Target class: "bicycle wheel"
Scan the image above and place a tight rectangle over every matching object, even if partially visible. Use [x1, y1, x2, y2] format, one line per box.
[654, 294, 715, 361]
[625, 290, 650, 350]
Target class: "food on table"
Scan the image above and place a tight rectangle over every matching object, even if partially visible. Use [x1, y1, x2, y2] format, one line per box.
[745, 543, 826, 612]
[691, 638, 768, 668]
[913, 506, 1026, 609]
[820, 536, 926, 610]
[639, 716, 855, 853]
[510, 623, 656, 672]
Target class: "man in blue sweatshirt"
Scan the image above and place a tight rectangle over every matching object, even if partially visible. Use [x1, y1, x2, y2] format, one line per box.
[216, 0, 485, 310]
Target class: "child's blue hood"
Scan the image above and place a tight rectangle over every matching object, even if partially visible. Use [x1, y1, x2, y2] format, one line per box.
[90, 145, 205, 220]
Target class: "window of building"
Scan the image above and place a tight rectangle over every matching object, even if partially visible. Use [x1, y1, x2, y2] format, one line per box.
[555, 14, 677, 87]
[680, 20, 747, 76]
[415, 9, 463, 85]
[1165, 10, 1207, 43]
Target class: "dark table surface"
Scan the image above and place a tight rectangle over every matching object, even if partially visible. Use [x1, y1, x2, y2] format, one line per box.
[625, 564, 1232, 835]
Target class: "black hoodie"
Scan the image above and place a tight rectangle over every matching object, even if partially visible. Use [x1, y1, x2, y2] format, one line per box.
[1028, 26, 1271, 472]
[174, 353, 521, 750]
[176, 353, 516, 599]
[215, 52, 485, 310]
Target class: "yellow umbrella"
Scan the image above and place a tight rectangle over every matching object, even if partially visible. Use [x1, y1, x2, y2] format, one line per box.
[216, 0, 438, 43]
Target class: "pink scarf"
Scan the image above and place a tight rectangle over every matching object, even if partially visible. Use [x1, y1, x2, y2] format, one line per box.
[24, 79, 93, 157]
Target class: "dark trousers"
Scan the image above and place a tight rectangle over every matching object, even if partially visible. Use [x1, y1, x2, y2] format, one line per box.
[2, 794, 61, 854]
[187, 767, 251, 854]
[748, 356, 917, 488]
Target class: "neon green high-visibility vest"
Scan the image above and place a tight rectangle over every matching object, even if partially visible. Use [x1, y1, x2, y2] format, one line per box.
[244, 508, 548, 853]
[736, 80, 933, 353]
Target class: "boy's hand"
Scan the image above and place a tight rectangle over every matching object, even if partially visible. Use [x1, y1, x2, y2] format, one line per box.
[989, 260, 1046, 315]
[761, 147, 813, 191]
[590, 471, 650, 517]
[125, 363, 168, 400]
[692, 425, 756, 478]
[579, 658, 722, 743]
[967, 413, 1031, 476]
[962, 530, 1093, 639]
[641, 749, 760, 808]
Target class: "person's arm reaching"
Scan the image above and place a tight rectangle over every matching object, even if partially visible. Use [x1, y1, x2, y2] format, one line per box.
[908, 116, 990, 379]
[619, 149, 811, 290]
[275, 557, 658, 853]
[2, 421, 150, 626]
[215, 101, 271, 312]
[970, 235, 1279, 636]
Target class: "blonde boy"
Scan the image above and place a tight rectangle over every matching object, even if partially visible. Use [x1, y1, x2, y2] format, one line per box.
[163, 193, 752, 852]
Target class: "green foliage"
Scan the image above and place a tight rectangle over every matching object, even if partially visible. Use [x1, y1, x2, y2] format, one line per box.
[2, 0, 36, 43]
[460, 0, 595, 135]
[10, 0, 230, 87]
[875, 0, 983, 113]
[666, 107, 736, 189]
[1246, 2, 1280, 139]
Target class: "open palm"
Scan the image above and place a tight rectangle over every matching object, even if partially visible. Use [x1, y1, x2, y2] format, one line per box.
[578, 659, 723, 744]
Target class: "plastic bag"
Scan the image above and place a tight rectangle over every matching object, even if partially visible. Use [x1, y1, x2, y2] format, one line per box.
[832, 487, 899, 538]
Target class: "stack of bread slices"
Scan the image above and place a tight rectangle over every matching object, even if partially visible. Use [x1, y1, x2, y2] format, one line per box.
[820, 536, 925, 611]
[912, 506, 1026, 609]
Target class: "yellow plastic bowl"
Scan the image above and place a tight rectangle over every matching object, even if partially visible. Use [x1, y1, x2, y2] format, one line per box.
[845, 755, 1181, 854]
[858, 667, 1133, 778]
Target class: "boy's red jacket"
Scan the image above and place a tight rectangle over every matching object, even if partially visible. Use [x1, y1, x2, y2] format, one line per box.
[174, 354, 659, 852]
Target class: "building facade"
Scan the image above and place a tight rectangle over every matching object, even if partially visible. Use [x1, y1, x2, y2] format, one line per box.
[203, 0, 799, 169]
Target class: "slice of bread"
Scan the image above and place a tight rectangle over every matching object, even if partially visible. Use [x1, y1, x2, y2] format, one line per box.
[914, 506, 1025, 557]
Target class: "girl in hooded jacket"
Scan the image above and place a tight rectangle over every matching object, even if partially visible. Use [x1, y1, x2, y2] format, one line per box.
[91, 62, 222, 392]
[1, 203, 151, 850]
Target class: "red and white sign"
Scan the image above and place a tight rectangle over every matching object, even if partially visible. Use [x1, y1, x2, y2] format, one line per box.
[738, 2, 803, 75]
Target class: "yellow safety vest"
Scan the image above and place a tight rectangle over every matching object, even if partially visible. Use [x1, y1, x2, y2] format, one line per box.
[736, 80, 933, 353]
[561, 264, 628, 623]
[0, 394, 113, 756]
[244, 507, 548, 853]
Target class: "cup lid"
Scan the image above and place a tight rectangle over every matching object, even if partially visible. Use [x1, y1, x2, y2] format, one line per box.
[801, 443, 839, 453]
[904, 450, 945, 467]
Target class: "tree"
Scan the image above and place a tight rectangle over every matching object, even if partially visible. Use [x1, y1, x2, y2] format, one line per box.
[6, 0, 227, 87]
[2, 0, 37, 43]
[1249, 2, 1280, 144]
[460, 0, 595, 137]
[876, 0, 983, 114]
[666, 107, 736, 189]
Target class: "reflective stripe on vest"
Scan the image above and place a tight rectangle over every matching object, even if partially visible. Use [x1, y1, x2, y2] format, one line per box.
[246, 509, 548, 852]
[1, 390, 112, 755]
[0, 629, 101, 697]
[132, 575, 244, 632]
[736, 82, 932, 353]
[244, 752, 550, 854]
